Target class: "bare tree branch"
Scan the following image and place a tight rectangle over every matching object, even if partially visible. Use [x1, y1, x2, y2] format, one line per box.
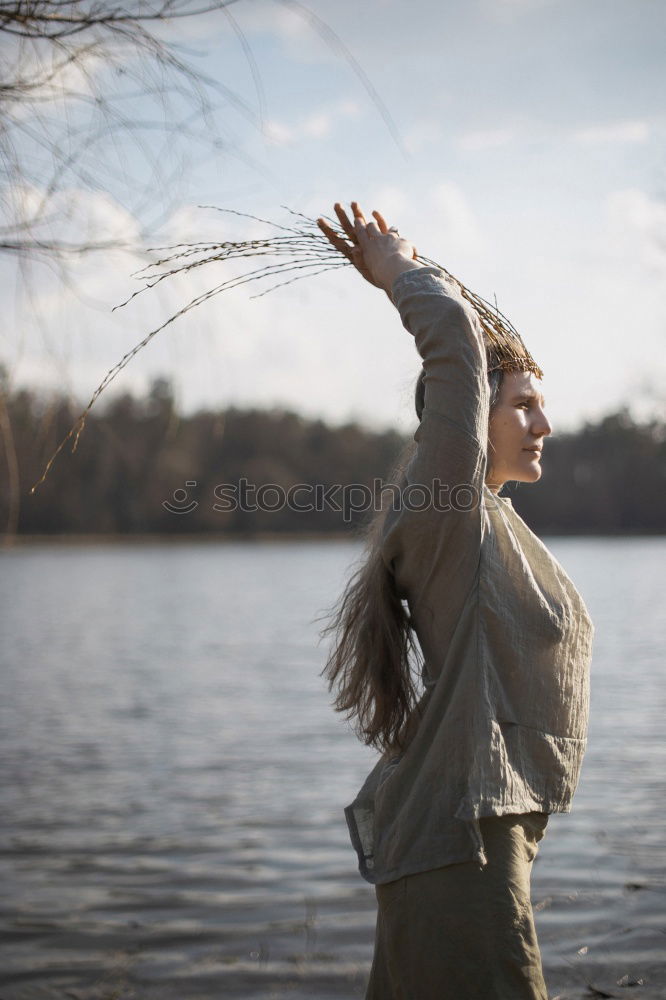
[0, 0, 259, 261]
[0, 2, 407, 508]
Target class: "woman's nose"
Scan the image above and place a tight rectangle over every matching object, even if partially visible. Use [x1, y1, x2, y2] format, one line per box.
[534, 408, 552, 437]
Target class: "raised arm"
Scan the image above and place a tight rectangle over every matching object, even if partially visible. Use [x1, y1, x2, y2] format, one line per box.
[385, 266, 489, 619]
[317, 202, 488, 431]
[318, 203, 489, 621]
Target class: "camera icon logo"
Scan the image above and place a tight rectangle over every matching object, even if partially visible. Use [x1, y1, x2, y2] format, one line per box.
[163, 481, 198, 514]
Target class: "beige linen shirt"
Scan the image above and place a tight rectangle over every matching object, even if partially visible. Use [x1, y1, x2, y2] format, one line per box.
[345, 267, 594, 885]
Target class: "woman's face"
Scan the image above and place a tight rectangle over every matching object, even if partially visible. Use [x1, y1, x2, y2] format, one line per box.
[486, 370, 552, 492]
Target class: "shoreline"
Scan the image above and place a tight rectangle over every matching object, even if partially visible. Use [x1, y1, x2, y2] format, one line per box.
[2, 529, 665, 548]
[0, 531, 359, 548]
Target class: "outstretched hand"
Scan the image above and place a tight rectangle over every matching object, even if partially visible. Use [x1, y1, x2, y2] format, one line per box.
[317, 201, 422, 296]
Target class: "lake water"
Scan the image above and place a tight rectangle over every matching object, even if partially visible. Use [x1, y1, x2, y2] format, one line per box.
[1, 537, 665, 999]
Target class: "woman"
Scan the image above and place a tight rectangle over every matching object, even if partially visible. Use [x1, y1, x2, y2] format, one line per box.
[317, 202, 595, 999]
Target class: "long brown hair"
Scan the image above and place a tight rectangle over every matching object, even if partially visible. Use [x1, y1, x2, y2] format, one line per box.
[320, 364, 504, 755]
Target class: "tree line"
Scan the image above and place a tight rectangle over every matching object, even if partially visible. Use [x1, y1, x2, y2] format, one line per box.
[1, 375, 665, 538]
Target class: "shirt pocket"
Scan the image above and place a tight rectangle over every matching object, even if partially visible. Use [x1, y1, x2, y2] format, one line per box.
[497, 718, 587, 806]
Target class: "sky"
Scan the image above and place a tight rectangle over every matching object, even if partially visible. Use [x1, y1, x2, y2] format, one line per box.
[3, 0, 666, 437]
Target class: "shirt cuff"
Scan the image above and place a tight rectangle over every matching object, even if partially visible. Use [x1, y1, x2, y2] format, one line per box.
[390, 264, 453, 301]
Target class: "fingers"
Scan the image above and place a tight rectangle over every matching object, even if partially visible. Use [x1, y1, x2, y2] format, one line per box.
[318, 200, 401, 263]
[317, 200, 369, 258]
[351, 201, 366, 224]
[350, 202, 377, 246]
[334, 203, 357, 243]
[351, 201, 378, 240]
[316, 217, 354, 261]
[353, 202, 395, 242]
[354, 203, 390, 235]
[372, 210, 389, 235]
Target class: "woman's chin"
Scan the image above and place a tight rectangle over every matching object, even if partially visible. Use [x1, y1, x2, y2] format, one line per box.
[512, 456, 543, 483]
[522, 458, 543, 482]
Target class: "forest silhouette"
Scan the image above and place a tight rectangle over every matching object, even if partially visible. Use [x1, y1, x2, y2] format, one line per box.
[2, 373, 665, 538]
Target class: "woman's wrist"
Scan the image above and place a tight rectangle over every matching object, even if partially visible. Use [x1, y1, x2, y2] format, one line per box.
[379, 255, 423, 294]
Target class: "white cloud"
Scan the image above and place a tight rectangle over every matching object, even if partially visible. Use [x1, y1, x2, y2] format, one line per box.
[572, 120, 650, 145]
[157, 203, 266, 246]
[230, 1, 344, 68]
[606, 188, 666, 233]
[456, 127, 515, 152]
[404, 119, 444, 155]
[3, 43, 104, 123]
[45, 188, 140, 249]
[431, 182, 485, 256]
[234, 3, 311, 42]
[605, 188, 666, 272]
[484, 0, 555, 21]
[303, 112, 333, 138]
[0, 182, 46, 230]
[2, 187, 144, 358]
[1, 182, 142, 258]
[265, 120, 294, 145]
[371, 185, 409, 220]
[264, 99, 361, 146]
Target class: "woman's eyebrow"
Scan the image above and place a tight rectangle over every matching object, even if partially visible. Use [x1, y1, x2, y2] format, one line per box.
[512, 391, 546, 406]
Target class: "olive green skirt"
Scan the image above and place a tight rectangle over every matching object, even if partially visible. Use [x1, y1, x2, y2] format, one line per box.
[366, 812, 550, 1000]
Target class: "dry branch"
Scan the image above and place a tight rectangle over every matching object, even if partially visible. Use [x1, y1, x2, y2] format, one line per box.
[31, 208, 542, 491]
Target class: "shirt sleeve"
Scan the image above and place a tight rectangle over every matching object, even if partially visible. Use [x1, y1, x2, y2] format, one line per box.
[380, 266, 489, 617]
